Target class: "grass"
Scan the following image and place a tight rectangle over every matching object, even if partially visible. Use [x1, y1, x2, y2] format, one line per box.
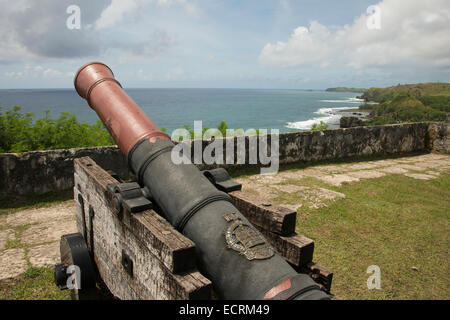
[292, 172, 450, 300]
[0, 267, 70, 300]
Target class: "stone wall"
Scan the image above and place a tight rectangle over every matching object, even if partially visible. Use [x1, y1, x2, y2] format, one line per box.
[0, 122, 448, 197]
[427, 122, 450, 153]
[0, 146, 128, 197]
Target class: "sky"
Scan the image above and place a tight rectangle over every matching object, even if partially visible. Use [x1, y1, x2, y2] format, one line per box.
[0, 0, 449, 89]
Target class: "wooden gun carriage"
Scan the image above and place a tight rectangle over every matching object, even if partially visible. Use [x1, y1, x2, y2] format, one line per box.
[55, 156, 333, 300]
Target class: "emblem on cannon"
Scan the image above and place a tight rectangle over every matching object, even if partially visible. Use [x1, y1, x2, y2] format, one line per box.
[224, 213, 274, 261]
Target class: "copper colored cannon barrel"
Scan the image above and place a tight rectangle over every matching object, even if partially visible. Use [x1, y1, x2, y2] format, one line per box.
[74, 62, 329, 300]
[74, 62, 170, 155]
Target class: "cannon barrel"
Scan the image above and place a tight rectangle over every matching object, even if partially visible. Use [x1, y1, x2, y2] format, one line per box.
[74, 62, 329, 300]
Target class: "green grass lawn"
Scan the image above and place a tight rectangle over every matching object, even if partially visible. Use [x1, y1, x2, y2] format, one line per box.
[294, 172, 449, 300]
[0, 267, 70, 300]
[0, 164, 448, 300]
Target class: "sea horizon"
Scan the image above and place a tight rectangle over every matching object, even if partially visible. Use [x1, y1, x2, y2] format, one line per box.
[0, 88, 366, 133]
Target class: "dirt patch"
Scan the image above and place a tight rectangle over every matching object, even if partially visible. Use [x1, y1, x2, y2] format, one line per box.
[397, 164, 429, 171]
[0, 249, 27, 280]
[346, 163, 379, 171]
[0, 200, 77, 281]
[367, 159, 399, 167]
[6, 201, 75, 227]
[404, 173, 437, 180]
[273, 184, 308, 194]
[28, 242, 61, 267]
[379, 167, 409, 174]
[317, 174, 360, 187]
[274, 185, 346, 210]
[0, 229, 15, 251]
[296, 187, 346, 209]
[409, 162, 443, 170]
[21, 219, 77, 246]
[237, 179, 279, 199]
[315, 187, 346, 201]
[245, 174, 286, 184]
[347, 170, 386, 179]
[0, 215, 6, 227]
[275, 169, 325, 181]
[316, 165, 346, 174]
[296, 168, 326, 178]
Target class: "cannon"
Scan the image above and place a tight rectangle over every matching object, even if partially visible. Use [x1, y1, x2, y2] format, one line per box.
[54, 62, 331, 300]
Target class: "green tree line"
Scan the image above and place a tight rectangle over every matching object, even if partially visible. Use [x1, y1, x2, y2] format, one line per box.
[2, 106, 316, 153]
[0, 106, 114, 153]
[357, 82, 449, 125]
[364, 95, 447, 125]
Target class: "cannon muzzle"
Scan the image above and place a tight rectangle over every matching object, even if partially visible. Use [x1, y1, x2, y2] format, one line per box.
[74, 62, 329, 300]
[74, 62, 170, 155]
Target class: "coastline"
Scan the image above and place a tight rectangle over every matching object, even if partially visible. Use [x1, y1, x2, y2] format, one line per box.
[285, 95, 371, 131]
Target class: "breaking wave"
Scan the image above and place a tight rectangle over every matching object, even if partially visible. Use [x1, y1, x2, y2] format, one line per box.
[286, 103, 363, 131]
[320, 97, 366, 103]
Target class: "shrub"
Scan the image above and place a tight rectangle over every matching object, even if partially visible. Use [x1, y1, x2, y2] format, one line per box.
[366, 95, 447, 125]
[310, 121, 329, 131]
[0, 106, 114, 153]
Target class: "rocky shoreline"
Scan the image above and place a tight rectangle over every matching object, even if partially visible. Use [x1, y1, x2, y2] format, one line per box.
[323, 108, 370, 129]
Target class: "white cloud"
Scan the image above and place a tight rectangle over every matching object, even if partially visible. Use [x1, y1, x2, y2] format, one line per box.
[259, 0, 450, 71]
[95, 0, 150, 29]
[158, 0, 199, 15]
[4, 66, 68, 79]
[95, 0, 199, 29]
[0, 0, 109, 62]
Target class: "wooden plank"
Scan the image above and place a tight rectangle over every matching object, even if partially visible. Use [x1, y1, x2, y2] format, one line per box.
[129, 212, 198, 274]
[230, 190, 296, 236]
[255, 225, 314, 268]
[74, 157, 212, 300]
[75, 157, 196, 274]
[299, 262, 333, 293]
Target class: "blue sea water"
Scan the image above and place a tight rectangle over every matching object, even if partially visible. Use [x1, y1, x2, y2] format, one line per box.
[0, 88, 365, 133]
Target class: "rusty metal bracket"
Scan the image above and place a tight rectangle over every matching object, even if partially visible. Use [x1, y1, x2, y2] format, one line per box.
[107, 182, 153, 218]
[202, 168, 242, 193]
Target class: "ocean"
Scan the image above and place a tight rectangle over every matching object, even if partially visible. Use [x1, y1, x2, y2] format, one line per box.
[0, 88, 366, 133]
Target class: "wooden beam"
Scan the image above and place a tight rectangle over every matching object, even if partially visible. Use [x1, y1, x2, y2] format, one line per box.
[255, 226, 314, 268]
[299, 262, 333, 293]
[74, 157, 211, 300]
[230, 190, 296, 236]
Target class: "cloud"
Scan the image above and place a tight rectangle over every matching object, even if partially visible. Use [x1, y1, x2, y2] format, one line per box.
[5, 65, 70, 79]
[95, 0, 149, 29]
[0, 0, 110, 63]
[259, 0, 450, 71]
[157, 0, 199, 15]
[114, 29, 178, 63]
[95, 0, 199, 29]
[0, 0, 177, 64]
